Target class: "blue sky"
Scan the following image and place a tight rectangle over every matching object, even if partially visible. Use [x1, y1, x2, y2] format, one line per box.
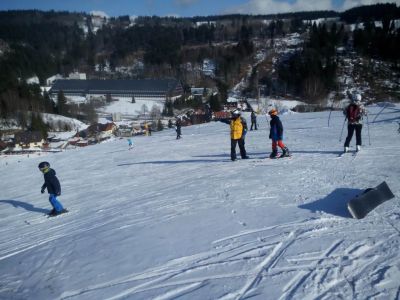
[0, 0, 397, 17]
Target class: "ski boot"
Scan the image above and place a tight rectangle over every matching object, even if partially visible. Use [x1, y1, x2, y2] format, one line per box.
[356, 145, 361, 152]
[281, 147, 290, 157]
[269, 149, 278, 159]
[48, 208, 68, 217]
[344, 146, 349, 153]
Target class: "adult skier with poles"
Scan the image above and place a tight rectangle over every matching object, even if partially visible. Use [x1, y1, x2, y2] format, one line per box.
[343, 93, 367, 153]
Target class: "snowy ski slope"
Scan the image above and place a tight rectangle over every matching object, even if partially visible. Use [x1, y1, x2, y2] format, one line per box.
[0, 104, 399, 299]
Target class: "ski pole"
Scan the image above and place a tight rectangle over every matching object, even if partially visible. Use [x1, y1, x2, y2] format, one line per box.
[366, 112, 371, 145]
[372, 103, 388, 123]
[328, 107, 332, 127]
[339, 117, 346, 142]
[328, 102, 334, 127]
[265, 113, 270, 130]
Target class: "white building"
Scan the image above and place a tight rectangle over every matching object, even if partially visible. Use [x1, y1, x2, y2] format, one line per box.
[26, 76, 39, 85]
[68, 72, 87, 80]
[46, 74, 63, 86]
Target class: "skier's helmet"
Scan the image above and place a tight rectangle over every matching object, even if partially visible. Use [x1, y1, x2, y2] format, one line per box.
[268, 109, 278, 116]
[352, 93, 362, 103]
[38, 161, 50, 172]
[232, 109, 241, 117]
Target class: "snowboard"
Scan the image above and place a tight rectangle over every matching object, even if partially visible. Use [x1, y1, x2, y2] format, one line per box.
[347, 181, 395, 219]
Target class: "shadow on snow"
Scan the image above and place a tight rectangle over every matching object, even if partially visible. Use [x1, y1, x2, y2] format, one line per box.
[0, 199, 49, 214]
[117, 158, 231, 166]
[298, 188, 363, 218]
[192, 151, 267, 158]
[291, 150, 343, 155]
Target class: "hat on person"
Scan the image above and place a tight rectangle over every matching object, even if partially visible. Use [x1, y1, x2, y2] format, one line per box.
[268, 109, 278, 116]
[352, 93, 362, 103]
[232, 109, 241, 116]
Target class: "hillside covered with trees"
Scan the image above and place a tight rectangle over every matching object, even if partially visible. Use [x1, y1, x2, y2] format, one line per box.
[0, 3, 399, 126]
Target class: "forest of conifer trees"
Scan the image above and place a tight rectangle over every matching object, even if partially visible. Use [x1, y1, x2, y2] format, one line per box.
[0, 3, 399, 125]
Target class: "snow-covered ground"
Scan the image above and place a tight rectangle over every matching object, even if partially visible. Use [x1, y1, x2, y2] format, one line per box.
[100, 98, 164, 116]
[65, 95, 165, 117]
[0, 105, 399, 299]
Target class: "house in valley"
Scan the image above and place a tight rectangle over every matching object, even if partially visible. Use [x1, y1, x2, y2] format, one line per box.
[13, 131, 44, 150]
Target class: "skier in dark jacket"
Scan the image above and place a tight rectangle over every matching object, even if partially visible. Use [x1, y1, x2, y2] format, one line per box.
[343, 93, 366, 153]
[268, 109, 290, 158]
[175, 118, 182, 139]
[38, 161, 66, 216]
[250, 111, 258, 130]
[220, 109, 249, 161]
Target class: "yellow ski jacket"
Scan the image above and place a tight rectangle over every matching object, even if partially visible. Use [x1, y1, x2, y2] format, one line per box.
[230, 117, 247, 140]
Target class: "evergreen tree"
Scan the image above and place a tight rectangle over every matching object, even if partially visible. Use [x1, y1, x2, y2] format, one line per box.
[17, 111, 28, 130]
[56, 90, 69, 116]
[30, 113, 48, 139]
[163, 99, 174, 116]
[0, 98, 8, 119]
[209, 94, 221, 111]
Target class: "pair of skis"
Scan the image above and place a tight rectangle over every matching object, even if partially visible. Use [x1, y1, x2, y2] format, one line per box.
[47, 209, 69, 218]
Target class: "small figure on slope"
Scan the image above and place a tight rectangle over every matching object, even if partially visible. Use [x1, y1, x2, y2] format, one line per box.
[220, 109, 249, 161]
[250, 111, 258, 130]
[343, 93, 367, 153]
[176, 118, 182, 139]
[127, 138, 133, 150]
[268, 109, 290, 158]
[38, 162, 67, 216]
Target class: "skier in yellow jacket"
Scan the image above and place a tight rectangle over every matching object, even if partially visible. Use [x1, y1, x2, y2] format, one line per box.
[220, 109, 249, 161]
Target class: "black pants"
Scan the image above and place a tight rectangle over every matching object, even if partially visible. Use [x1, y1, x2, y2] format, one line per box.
[344, 124, 362, 147]
[231, 138, 247, 160]
[250, 121, 257, 130]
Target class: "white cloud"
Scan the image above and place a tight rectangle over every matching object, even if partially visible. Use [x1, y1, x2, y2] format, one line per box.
[224, 0, 332, 15]
[224, 0, 400, 15]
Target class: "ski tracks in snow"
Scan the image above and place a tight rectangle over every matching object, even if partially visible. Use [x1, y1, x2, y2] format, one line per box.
[59, 216, 400, 299]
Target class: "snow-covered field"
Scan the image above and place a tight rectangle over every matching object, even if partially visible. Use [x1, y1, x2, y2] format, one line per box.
[65, 95, 164, 117]
[99, 97, 164, 116]
[1, 105, 399, 300]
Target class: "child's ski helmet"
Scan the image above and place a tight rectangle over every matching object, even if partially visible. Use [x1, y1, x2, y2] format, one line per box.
[38, 161, 50, 171]
[354, 93, 362, 102]
[232, 109, 241, 117]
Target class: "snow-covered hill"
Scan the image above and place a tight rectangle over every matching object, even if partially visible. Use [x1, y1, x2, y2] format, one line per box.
[1, 105, 399, 299]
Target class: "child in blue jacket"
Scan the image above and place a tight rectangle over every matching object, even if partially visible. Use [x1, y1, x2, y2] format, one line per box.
[38, 161, 67, 216]
[268, 109, 290, 158]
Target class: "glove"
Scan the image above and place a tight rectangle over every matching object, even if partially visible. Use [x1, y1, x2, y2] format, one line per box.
[56, 192, 61, 196]
[41, 188, 45, 194]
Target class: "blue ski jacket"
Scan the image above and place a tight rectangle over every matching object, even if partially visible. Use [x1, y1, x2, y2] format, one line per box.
[269, 115, 283, 141]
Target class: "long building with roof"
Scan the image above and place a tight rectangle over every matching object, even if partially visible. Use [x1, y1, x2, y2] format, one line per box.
[49, 79, 183, 102]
